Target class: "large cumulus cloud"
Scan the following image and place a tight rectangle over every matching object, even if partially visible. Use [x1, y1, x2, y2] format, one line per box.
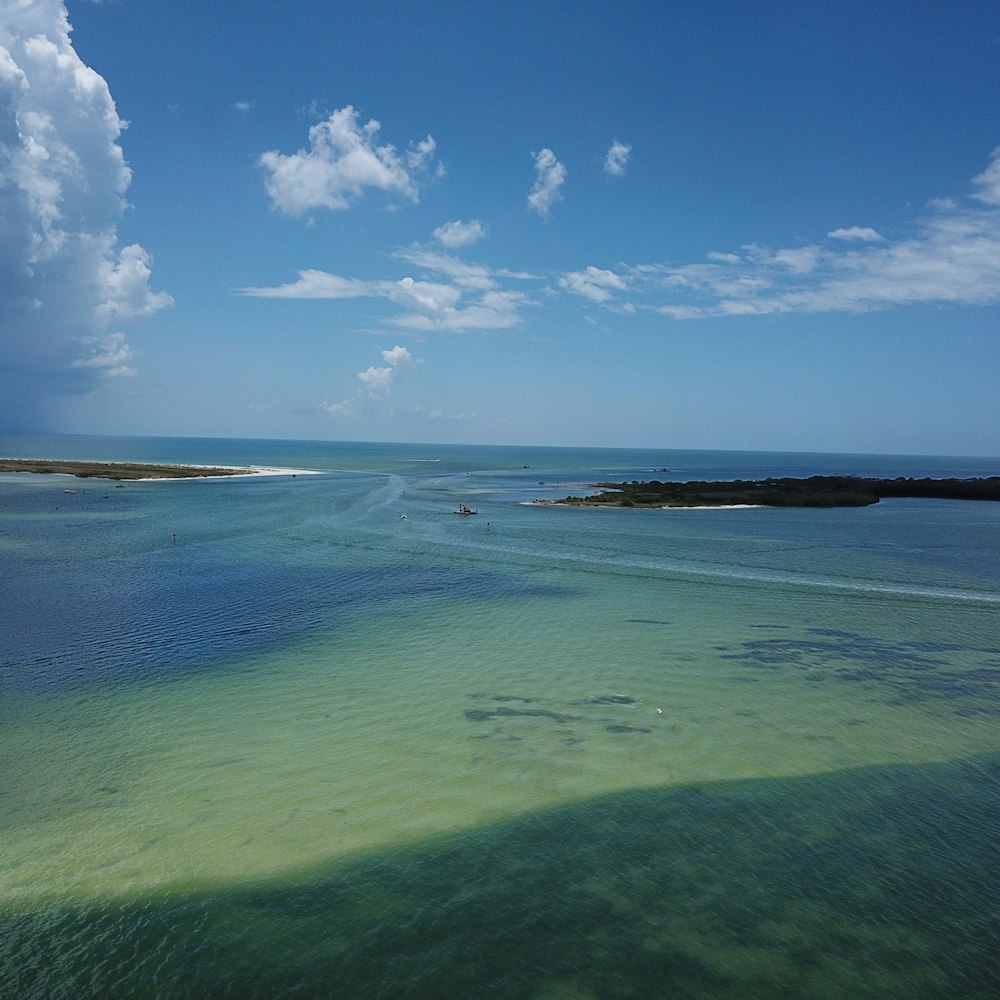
[0, 0, 170, 427]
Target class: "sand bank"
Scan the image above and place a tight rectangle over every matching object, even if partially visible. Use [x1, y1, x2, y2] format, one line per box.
[0, 459, 322, 481]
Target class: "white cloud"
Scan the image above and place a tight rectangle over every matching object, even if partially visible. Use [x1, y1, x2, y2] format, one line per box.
[98, 243, 174, 321]
[321, 398, 358, 417]
[644, 187, 1000, 318]
[433, 219, 487, 248]
[389, 248, 535, 330]
[527, 148, 566, 218]
[380, 344, 413, 366]
[927, 196, 958, 212]
[406, 135, 438, 173]
[394, 247, 496, 290]
[827, 226, 884, 242]
[559, 265, 628, 303]
[71, 332, 135, 377]
[550, 148, 1000, 321]
[358, 344, 416, 395]
[241, 245, 536, 332]
[232, 100, 254, 113]
[238, 270, 374, 299]
[771, 246, 821, 274]
[390, 288, 530, 331]
[247, 149, 1000, 333]
[391, 275, 462, 312]
[259, 105, 438, 215]
[323, 344, 419, 416]
[972, 146, 1000, 205]
[604, 140, 631, 177]
[0, 0, 170, 424]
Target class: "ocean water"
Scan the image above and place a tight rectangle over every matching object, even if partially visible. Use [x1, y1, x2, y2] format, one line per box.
[1, 434, 999, 998]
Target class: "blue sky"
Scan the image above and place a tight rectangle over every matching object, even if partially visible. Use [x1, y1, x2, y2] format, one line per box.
[3, 0, 1000, 454]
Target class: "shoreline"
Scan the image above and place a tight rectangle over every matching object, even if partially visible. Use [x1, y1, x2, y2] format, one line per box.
[0, 458, 322, 481]
[529, 499, 764, 510]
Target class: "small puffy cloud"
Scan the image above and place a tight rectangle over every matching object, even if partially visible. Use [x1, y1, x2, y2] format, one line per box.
[380, 344, 413, 366]
[433, 219, 487, 248]
[98, 243, 174, 321]
[232, 100, 254, 113]
[358, 344, 416, 395]
[324, 344, 419, 416]
[0, 0, 170, 425]
[559, 265, 628, 303]
[406, 135, 438, 173]
[827, 226, 884, 242]
[604, 140, 631, 177]
[321, 398, 357, 417]
[260, 105, 438, 215]
[527, 148, 566, 218]
[357, 367, 393, 394]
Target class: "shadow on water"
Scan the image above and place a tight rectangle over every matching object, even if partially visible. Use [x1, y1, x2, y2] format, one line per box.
[3, 756, 999, 999]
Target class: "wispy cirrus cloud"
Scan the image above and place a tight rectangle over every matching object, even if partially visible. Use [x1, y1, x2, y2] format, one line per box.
[260, 105, 440, 215]
[527, 148, 566, 218]
[239, 245, 536, 332]
[827, 226, 883, 242]
[558, 265, 628, 303]
[972, 146, 1000, 204]
[560, 147, 1000, 319]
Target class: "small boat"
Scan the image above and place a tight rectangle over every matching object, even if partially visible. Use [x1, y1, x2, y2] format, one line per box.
[455, 503, 478, 515]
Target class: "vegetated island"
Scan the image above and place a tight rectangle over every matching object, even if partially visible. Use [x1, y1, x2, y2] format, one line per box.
[0, 459, 253, 480]
[545, 475, 1000, 509]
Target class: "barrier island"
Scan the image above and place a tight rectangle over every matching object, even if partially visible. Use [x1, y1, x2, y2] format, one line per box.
[549, 475, 1000, 508]
[0, 459, 253, 480]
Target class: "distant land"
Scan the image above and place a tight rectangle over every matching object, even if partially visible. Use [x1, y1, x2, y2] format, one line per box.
[0, 459, 252, 480]
[547, 476, 1000, 508]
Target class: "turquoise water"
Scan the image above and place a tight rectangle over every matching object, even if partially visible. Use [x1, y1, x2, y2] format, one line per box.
[1, 435, 999, 997]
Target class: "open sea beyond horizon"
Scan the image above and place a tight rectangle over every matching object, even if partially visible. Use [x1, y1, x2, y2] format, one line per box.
[2, 433, 999, 998]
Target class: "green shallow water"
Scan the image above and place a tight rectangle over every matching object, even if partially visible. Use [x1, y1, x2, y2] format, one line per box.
[5, 573, 998, 904]
[2, 438, 999, 996]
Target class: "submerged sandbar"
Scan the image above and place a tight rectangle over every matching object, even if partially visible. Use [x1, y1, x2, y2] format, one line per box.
[0, 458, 257, 480]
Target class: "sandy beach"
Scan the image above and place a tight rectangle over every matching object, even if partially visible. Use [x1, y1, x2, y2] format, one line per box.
[0, 458, 321, 481]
